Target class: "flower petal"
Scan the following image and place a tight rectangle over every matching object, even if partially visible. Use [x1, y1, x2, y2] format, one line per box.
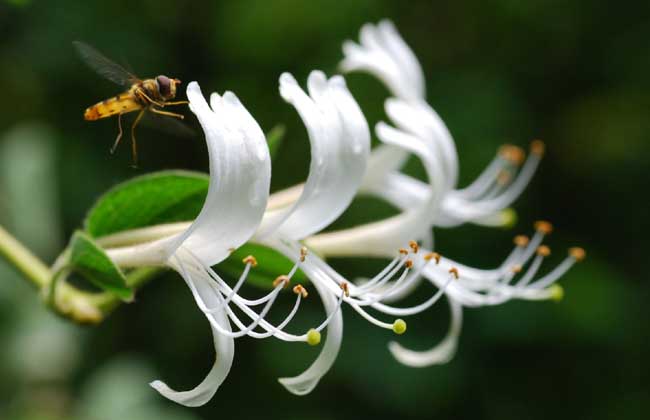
[151, 256, 234, 406]
[165, 82, 271, 266]
[388, 297, 462, 367]
[278, 265, 343, 395]
[256, 71, 370, 240]
[341, 20, 425, 101]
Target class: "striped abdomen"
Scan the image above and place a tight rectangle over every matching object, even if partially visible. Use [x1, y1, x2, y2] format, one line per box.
[84, 93, 142, 121]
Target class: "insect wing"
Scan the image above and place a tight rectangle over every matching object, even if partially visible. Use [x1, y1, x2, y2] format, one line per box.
[73, 41, 140, 87]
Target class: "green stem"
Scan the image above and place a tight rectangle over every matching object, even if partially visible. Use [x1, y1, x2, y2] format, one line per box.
[0, 225, 51, 288]
[0, 224, 165, 324]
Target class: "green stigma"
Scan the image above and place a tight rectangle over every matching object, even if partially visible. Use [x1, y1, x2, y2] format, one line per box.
[500, 208, 517, 228]
[392, 319, 407, 335]
[549, 284, 564, 302]
[307, 328, 321, 346]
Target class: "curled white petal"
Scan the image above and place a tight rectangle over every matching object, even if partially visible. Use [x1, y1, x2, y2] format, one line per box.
[256, 71, 369, 240]
[388, 297, 462, 367]
[277, 246, 343, 395]
[151, 256, 234, 406]
[341, 20, 425, 101]
[165, 82, 271, 266]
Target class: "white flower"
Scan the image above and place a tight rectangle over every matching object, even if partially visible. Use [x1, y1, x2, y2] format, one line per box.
[341, 19, 544, 228]
[300, 20, 586, 368]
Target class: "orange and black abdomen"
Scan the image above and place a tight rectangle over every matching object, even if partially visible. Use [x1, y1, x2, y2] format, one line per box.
[84, 93, 142, 121]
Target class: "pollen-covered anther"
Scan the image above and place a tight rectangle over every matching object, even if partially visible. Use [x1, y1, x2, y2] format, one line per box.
[511, 265, 522, 274]
[534, 220, 553, 234]
[424, 252, 441, 264]
[273, 274, 290, 288]
[398, 247, 409, 255]
[340, 282, 350, 297]
[568, 247, 586, 262]
[293, 284, 308, 298]
[408, 240, 419, 253]
[514, 235, 530, 247]
[536, 245, 551, 257]
[299, 246, 308, 262]
[499, 144, 526, 165]
[449, 267, 460, 280]
[242, 255, 258, 267]
[405, 259, 414, 269]
[530, 139, 546, 157]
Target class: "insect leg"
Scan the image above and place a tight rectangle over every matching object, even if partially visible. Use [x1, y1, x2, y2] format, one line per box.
[110, 112, 124, 154]
[150, 107, 185, 119]
[162, 100, 190, 106]
[130, 108, 146, 167]
[135, 88, 165, 107]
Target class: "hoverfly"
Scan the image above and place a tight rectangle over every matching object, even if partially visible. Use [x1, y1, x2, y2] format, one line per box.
[74, 41, 189, 165]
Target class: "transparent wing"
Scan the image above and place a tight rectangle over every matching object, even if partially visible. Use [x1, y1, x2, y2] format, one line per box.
[73, 41, 140, 87]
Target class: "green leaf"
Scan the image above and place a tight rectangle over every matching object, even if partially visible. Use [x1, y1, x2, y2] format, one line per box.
[266, 124, 285, 161]
[68, 231, 133, 300]
[217, 243, 307, 289]
[85, 170, 208, 237]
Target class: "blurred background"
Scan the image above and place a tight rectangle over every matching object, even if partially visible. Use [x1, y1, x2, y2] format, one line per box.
[1, 0, 648, 419]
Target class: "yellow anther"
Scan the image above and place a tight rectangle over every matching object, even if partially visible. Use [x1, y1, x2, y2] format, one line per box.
[499, 144, 526, 165]
[405, 259, 414, 269]
[424, 252, 441, 264]
[393, 319, 407, 335]
[514, 235, 530, 247]
[242, 255, 258, 267]
[530, 139, 546, 157]
[534, 220, 553, 234]
[293, 284, 308, 298]
[408, 240, 419, 253]
[300, 246, 308, 262]
[549, 284, 564, 302]
[306, 328, 321, 346]
[273, 275, 290, 288]
[569, 247, 586, 262]
[340, 282, 350, 297]
[449, 267, 460, 279]
[511, 265, 522, 274]
[398, 248, 409, 255]
[536, 245, 551, 257]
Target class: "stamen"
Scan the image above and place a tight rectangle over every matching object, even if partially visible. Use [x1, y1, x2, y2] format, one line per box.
[530, 139, 545, 157]
[424, 252, 441, 264]
[399, 248, 409, 255]
[242, 255, 258, 267]
[293, 284, 308, 298]
[514, 235, 530, 247]
[408, 240, 419, 253]
[511, 265, 522, 274]
[449, 267, 459, 280]
[405, 259, 413, 269]
[499, 144, 526, 166]
[300, 246, 308, 262]
[273, 274, 290, 288]
[340, 282, 350, 297]
[534, 220, 553, 234]
[536, 245, 551, 257]
[569, 247, 586, 261]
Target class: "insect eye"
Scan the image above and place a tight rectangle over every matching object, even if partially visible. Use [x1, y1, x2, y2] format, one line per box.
[156, 75, 171, 97]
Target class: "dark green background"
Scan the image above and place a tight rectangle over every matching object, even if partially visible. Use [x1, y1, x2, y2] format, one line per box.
[0, 1, 648, 419]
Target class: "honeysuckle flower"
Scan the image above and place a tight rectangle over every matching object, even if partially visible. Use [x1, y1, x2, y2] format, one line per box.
[300, 20, 586, 368]
[100, 70, 462, 405]
[341, 20, 543, 228]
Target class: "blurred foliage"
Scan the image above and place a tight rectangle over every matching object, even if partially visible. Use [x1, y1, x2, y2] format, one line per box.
[0, 0, 649, 419]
